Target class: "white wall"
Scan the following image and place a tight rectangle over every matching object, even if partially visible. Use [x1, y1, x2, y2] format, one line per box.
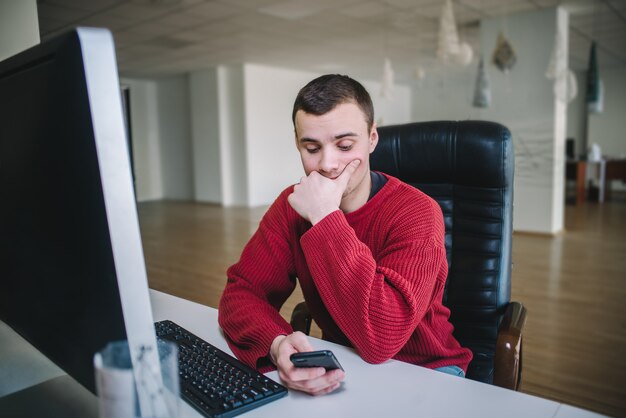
[190, 70, 222, 203]
[566, 69, 587, 158]
[243, 64, 317, 207]
[121, 78, 163, 202]
[189, 65, 248, 207]
[0, 0, 39, 61]
[122, 76, 194, 202]
[588, 66, 626, 159]
[411, 65, 479, 122]
[411, 8, 567, 234]
[218, 65, 248, 206]
[242, 64, 413, 207]
[363, 79, 412, 127]
[157, 75, 193, 200]
[566, 66, 626, 192]
[125, 64, 413, 207]
[566, 66, 626, 162]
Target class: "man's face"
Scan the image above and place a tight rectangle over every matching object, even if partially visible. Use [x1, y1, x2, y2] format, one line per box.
[294, 102, 378, 201]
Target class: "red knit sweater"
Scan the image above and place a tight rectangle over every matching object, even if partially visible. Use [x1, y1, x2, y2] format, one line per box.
[218, 174, 472, 373]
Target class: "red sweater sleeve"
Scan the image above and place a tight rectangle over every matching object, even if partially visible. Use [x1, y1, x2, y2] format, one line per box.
[299, 198, 447, 364]
[218, 190, 297, 372]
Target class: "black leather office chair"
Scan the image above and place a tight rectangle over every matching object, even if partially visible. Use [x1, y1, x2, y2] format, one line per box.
[291, 120, 526, 390]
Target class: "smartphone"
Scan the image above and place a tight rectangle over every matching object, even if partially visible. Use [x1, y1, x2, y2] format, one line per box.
[290, 350, 344, 371]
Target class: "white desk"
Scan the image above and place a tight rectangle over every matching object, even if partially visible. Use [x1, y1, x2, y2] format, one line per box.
[0, 290, 606, 418]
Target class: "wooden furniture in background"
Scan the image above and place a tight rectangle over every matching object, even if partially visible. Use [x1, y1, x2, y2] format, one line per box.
[565, 160, 587, 205]
[604, 158, 626, 200]
[566, 159, 626, 204]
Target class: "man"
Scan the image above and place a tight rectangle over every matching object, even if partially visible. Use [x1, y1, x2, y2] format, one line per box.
[218, 74, 472, 396]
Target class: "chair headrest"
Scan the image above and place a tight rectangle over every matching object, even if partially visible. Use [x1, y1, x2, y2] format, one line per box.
[372, 120, 513, 189]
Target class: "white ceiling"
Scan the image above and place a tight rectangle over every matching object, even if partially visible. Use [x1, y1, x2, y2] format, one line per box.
[36, 0, 626, 83]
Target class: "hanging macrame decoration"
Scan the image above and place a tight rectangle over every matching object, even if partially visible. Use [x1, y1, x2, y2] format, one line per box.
[472, 56, 491, 108]
[380, 57, 395, 100]
[492, 32, 516, 72]
[586, 42, 603, 114]
[437, 0, 473, 66]
[546, 22, 578, 103]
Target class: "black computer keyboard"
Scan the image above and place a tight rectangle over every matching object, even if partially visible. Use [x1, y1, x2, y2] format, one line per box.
[154, 320, 288, 418]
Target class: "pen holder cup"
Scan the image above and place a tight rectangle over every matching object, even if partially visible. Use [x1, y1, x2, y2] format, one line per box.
[94, 339, 179, 418]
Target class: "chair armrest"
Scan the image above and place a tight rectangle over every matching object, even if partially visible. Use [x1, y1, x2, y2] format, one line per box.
[292, 299, 527, 390]
[290, 301, 312, 335]
[493, 301, 527, 391]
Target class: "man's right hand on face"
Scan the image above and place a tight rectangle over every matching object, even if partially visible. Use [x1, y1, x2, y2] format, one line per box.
[288, 159, 361, 225]
[270, 332, 345, 396]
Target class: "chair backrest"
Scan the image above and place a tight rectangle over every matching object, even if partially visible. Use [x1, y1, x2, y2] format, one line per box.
[371, 120, 514, 384]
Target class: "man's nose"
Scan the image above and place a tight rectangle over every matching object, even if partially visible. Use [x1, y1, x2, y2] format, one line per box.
[319, 149, 340, 174]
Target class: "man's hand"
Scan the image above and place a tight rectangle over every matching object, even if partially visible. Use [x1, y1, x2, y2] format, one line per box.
[270, 332, 345, 396]
[288, 159, 361, 224]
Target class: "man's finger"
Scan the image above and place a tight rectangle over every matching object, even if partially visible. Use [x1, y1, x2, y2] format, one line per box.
[290, 331, 314, 351]
[336, 159, 361, 186]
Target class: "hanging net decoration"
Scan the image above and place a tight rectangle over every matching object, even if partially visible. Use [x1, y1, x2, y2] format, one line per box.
[453, 42, 474, 66]
[437, 0, 473, 67]
[545, 23, 566, 80]
[437, 0, 460, 61]
[492, 32, 516, 72]
[380, 57, 395, 100]
[472, 56, 491, 108]
[553, 68, 578, 104]
[546, 20, 577, 104]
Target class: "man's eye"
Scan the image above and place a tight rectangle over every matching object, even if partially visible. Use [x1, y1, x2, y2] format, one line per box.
[306, 148, 320, 154]
[338, 145, 352, 151]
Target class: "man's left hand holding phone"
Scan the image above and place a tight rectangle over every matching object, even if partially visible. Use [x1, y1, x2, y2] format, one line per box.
[270, 332, 345, 396]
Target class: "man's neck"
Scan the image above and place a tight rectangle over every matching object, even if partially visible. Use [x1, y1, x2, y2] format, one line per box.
[339, 170, 372, 214]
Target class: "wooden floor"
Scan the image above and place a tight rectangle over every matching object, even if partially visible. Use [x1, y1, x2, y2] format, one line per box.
[138, 199, 626, 417]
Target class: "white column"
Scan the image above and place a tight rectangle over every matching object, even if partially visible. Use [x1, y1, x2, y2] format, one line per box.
[188, 66, 248, 206]
[217, 65, 248, 206]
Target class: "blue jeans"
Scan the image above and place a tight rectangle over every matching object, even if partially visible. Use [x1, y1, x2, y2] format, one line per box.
[434, 365, 465, 378]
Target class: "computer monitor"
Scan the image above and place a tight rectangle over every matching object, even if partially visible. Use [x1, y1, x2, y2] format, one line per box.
[0, 27, 158, 395]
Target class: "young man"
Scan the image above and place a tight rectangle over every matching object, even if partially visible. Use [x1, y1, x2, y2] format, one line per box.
[218, 74, 472, 396]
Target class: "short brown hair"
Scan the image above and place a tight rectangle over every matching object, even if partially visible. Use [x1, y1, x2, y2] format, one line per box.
[292, 74, 374, 131]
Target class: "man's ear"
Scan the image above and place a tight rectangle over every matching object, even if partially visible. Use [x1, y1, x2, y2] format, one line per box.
[369, 124, 379, 153]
